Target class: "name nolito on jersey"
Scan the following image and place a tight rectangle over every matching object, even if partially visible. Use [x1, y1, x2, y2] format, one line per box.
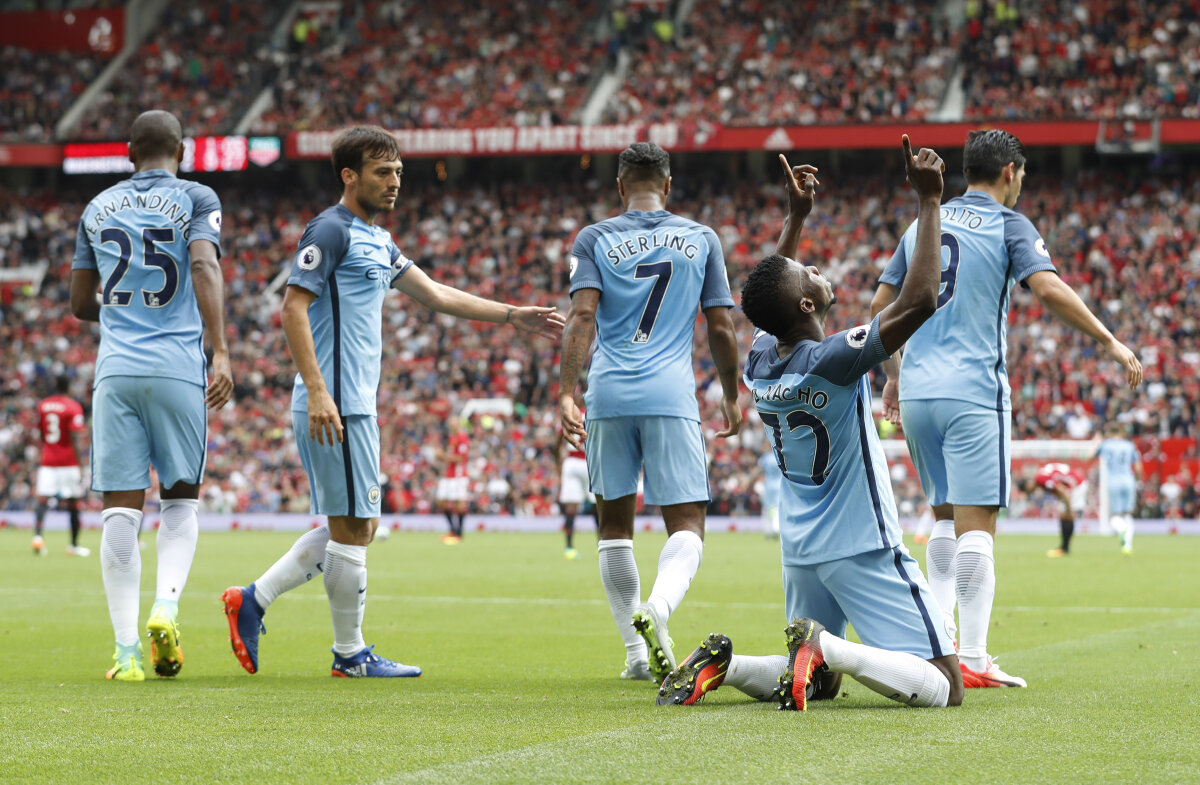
[605, 232, 700, 265]
[752, 382, 829, 409]
[84, 193, 194, 237]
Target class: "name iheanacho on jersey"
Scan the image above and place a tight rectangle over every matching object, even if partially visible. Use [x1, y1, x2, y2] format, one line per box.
[605, 232, 700, 265]
[752, 382, 830, 409]
[84, 193, 192, 237]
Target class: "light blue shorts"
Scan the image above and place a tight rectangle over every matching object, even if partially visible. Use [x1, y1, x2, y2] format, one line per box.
[293, 412, 381, 518]
[1107, 480, 1136, 515]
[783, 546, 952, 660]
[91, 376, 206, 492]
[900, 399, 1011, 508]
[585, 416, 709, 506]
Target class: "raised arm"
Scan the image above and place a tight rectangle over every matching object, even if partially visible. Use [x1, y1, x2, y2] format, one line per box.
[775, 155, 819, 260]
[704, 305, 742, 438]
[1025, 270, 1142, 390]
[876, 135, 945, 355]
[190, 238, 232, 410]
[393, 263, 563, 339]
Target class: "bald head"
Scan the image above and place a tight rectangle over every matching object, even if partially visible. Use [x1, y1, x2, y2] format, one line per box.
[129, 110, 183, 162]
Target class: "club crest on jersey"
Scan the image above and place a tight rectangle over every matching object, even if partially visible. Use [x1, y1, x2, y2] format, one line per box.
[297, 244, 322, 270]
[368, 485, 381, 504]
[846, 324, 870, 349]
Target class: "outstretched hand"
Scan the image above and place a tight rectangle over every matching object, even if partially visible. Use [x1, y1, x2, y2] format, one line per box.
[902, 134, 944, 201]
[1107, 339, 1143, 389]
[778, 154, 819, 219]
[508, 306, 565, 340]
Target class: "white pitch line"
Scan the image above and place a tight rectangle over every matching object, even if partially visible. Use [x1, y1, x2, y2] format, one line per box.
[0, 586, 1193, 616]
[283, 593, 1200, 615]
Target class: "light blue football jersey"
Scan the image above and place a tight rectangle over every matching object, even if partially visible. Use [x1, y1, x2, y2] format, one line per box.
[744, 315, 901, 566]
[72, 169, 223, 387]
[880, 191, 1057, 410]
[1096, 437, 1139, 485]
[570, 210, 734, 421]
[287, 204, 412, 417]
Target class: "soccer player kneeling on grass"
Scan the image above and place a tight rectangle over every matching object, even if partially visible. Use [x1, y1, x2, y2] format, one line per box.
[657, 138, 965, 710]
[221, 126, 562, 678]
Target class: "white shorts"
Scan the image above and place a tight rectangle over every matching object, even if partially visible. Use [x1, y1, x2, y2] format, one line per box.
[1070, 481, 1088, 514]
[559, 456, 590, 505]
[436, 476, 469, 503]
[37, 466, 84, 499]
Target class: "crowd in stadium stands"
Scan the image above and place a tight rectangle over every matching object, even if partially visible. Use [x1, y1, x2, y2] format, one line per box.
[603, 0, 958, 126]
[8, 0, 1200, 144]
[962, 0, 1200, 120]
[0, 47, 105, 141]
[2, 168, 1198, 522]
[251, 0, 608, 134]
[75, 2, 286, 140]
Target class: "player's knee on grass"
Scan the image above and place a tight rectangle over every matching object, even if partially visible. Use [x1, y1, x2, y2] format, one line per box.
[931, 655, 964, 706]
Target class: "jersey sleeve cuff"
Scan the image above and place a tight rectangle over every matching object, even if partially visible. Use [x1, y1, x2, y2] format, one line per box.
[569, 280, 603, 294]
[1017, 263, 1059, 286]
[286, 276, 324, 296]
[700, 297, 735, 309]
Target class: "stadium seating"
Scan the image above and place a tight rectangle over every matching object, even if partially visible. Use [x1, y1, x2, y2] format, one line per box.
[76, 2, 287, 139]
[3, 171, 1198, 519]
[0, 46, 105, 141]
[602, 0, 957, 126]
[961, 0, 1200, 121]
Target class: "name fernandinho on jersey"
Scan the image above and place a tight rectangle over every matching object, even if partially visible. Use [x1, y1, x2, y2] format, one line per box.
[605, 232, 700, 265]
[85, 194, 192, 237]
[752, 382, 829, 409]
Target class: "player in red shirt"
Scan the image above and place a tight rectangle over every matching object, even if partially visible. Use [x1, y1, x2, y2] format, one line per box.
[435, 418, 471, 543]
[34, 376, 88, 556]
[1029, 462, 1088, 558]
[556, 397, 594, 559]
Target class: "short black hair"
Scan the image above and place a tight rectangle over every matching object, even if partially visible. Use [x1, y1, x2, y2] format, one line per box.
[617, 142, 670, 184]
[331, 125, 401, 185]
[55, 375, 71, 395]
[963, 129, 1026, 184]
[129, 110, 182, 160]
[741, 254, 794, 338]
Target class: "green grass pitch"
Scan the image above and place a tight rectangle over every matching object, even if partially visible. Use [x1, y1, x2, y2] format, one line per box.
[3, 528, 1199, 784]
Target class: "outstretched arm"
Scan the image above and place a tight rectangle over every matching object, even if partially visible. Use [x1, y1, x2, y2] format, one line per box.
[1025, 270, 1143, 389]
[558, 288, 599, 449]
[394, 264, 563, 339]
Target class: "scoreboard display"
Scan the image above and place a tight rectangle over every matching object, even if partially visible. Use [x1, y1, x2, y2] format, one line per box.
[63, 136, 279, 174]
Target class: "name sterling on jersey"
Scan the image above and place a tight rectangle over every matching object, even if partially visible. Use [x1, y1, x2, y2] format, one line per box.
[605, 232, 700, 265]
[84, 193, 192, 237]
[752, 382, 830, 409]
